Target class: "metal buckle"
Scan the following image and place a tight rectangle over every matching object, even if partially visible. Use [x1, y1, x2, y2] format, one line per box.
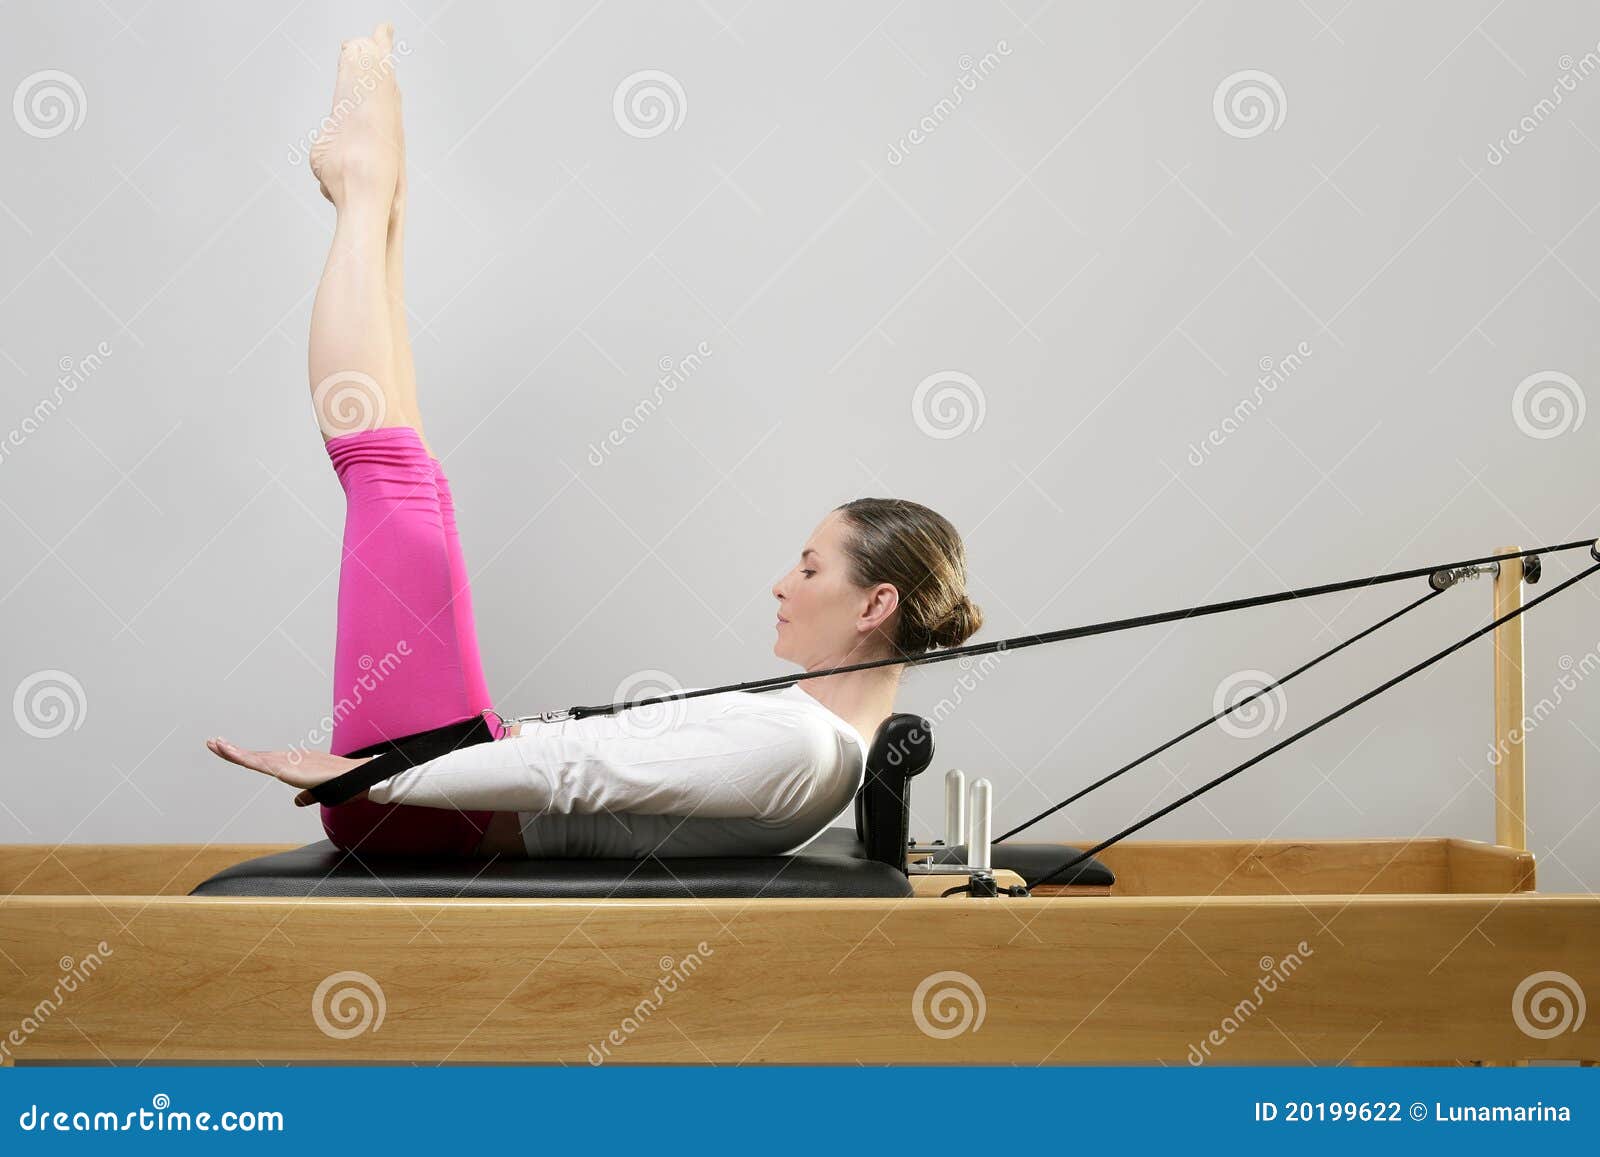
[486, 707, 572, 731]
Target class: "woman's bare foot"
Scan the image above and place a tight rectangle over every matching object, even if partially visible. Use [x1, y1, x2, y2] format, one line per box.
[309, 23, 402, 209]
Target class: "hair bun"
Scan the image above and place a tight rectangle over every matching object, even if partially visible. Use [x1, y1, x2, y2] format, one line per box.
[831, 497, 978, 657]
[933, 593, 983, 650]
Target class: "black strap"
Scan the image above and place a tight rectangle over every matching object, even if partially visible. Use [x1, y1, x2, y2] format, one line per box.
[996, 587, 1445, 843]
[553, 540, 1592, 721]
[308, 712, 499, 806]
[1026, 558, 1600, 889]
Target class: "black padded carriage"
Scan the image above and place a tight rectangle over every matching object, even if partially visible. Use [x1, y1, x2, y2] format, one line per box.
[190, 714, 1112, 900]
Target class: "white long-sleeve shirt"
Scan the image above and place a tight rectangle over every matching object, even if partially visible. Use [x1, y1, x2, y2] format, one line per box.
[365, 684, 869, 859]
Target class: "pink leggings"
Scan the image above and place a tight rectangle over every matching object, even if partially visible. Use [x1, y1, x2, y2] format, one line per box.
[319, 425, 506, 856]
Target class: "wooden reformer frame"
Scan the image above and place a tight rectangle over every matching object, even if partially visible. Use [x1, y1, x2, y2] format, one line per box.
[2, 546, 1596, 1065]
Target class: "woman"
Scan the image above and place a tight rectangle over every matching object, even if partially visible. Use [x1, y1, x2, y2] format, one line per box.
[206, 25, 983, 860]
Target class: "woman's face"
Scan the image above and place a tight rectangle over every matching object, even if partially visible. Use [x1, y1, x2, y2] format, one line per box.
[771, 512, 898, 669]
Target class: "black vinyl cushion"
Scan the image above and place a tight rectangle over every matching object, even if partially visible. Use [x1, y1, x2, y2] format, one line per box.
[187, 829, 1113, 899]
[189, 827, 914, 900]
[931, 842, 1114, 887]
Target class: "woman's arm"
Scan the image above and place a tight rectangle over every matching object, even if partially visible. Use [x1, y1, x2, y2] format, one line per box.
[364, 709, 859, 824]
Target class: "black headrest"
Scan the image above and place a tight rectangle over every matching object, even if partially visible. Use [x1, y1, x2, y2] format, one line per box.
[853, 713, 934, 870]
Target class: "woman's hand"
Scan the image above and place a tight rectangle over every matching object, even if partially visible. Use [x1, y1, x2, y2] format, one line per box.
[205, 737, 375, 807]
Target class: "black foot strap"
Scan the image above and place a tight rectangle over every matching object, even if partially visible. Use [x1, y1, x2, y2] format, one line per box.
[308, 712, 499, 807]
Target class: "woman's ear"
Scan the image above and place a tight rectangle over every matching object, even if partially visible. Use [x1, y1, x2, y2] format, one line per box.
[858, 582, 900, 635]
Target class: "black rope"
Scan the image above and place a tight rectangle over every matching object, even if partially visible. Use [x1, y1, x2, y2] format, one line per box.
[995, 587, 1445, 843]
[1025, 558, 1600, 890]
[547, 539, 1591, 722]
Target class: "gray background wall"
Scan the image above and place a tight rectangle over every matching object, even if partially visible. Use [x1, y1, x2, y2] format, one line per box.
[1, 1, 1595, 891]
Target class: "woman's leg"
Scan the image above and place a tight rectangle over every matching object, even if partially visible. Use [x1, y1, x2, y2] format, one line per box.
[385, 119, 511, 818]
[384, 133, 492, 717]
[307, 26, 495, 856]
[391, 148, 518, 850]
[320, 428, 496, 855]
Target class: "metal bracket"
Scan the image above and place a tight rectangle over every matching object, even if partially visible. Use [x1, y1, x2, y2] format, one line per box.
[907, 773, 1004, 897]
[1429, 562, 1499, 592]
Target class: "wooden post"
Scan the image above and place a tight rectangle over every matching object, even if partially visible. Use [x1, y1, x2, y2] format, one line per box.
[1492, 546, 1527, 850]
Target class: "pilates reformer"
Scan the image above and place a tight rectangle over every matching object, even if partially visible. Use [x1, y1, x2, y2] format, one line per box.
[2, 541, 1597, 1065]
